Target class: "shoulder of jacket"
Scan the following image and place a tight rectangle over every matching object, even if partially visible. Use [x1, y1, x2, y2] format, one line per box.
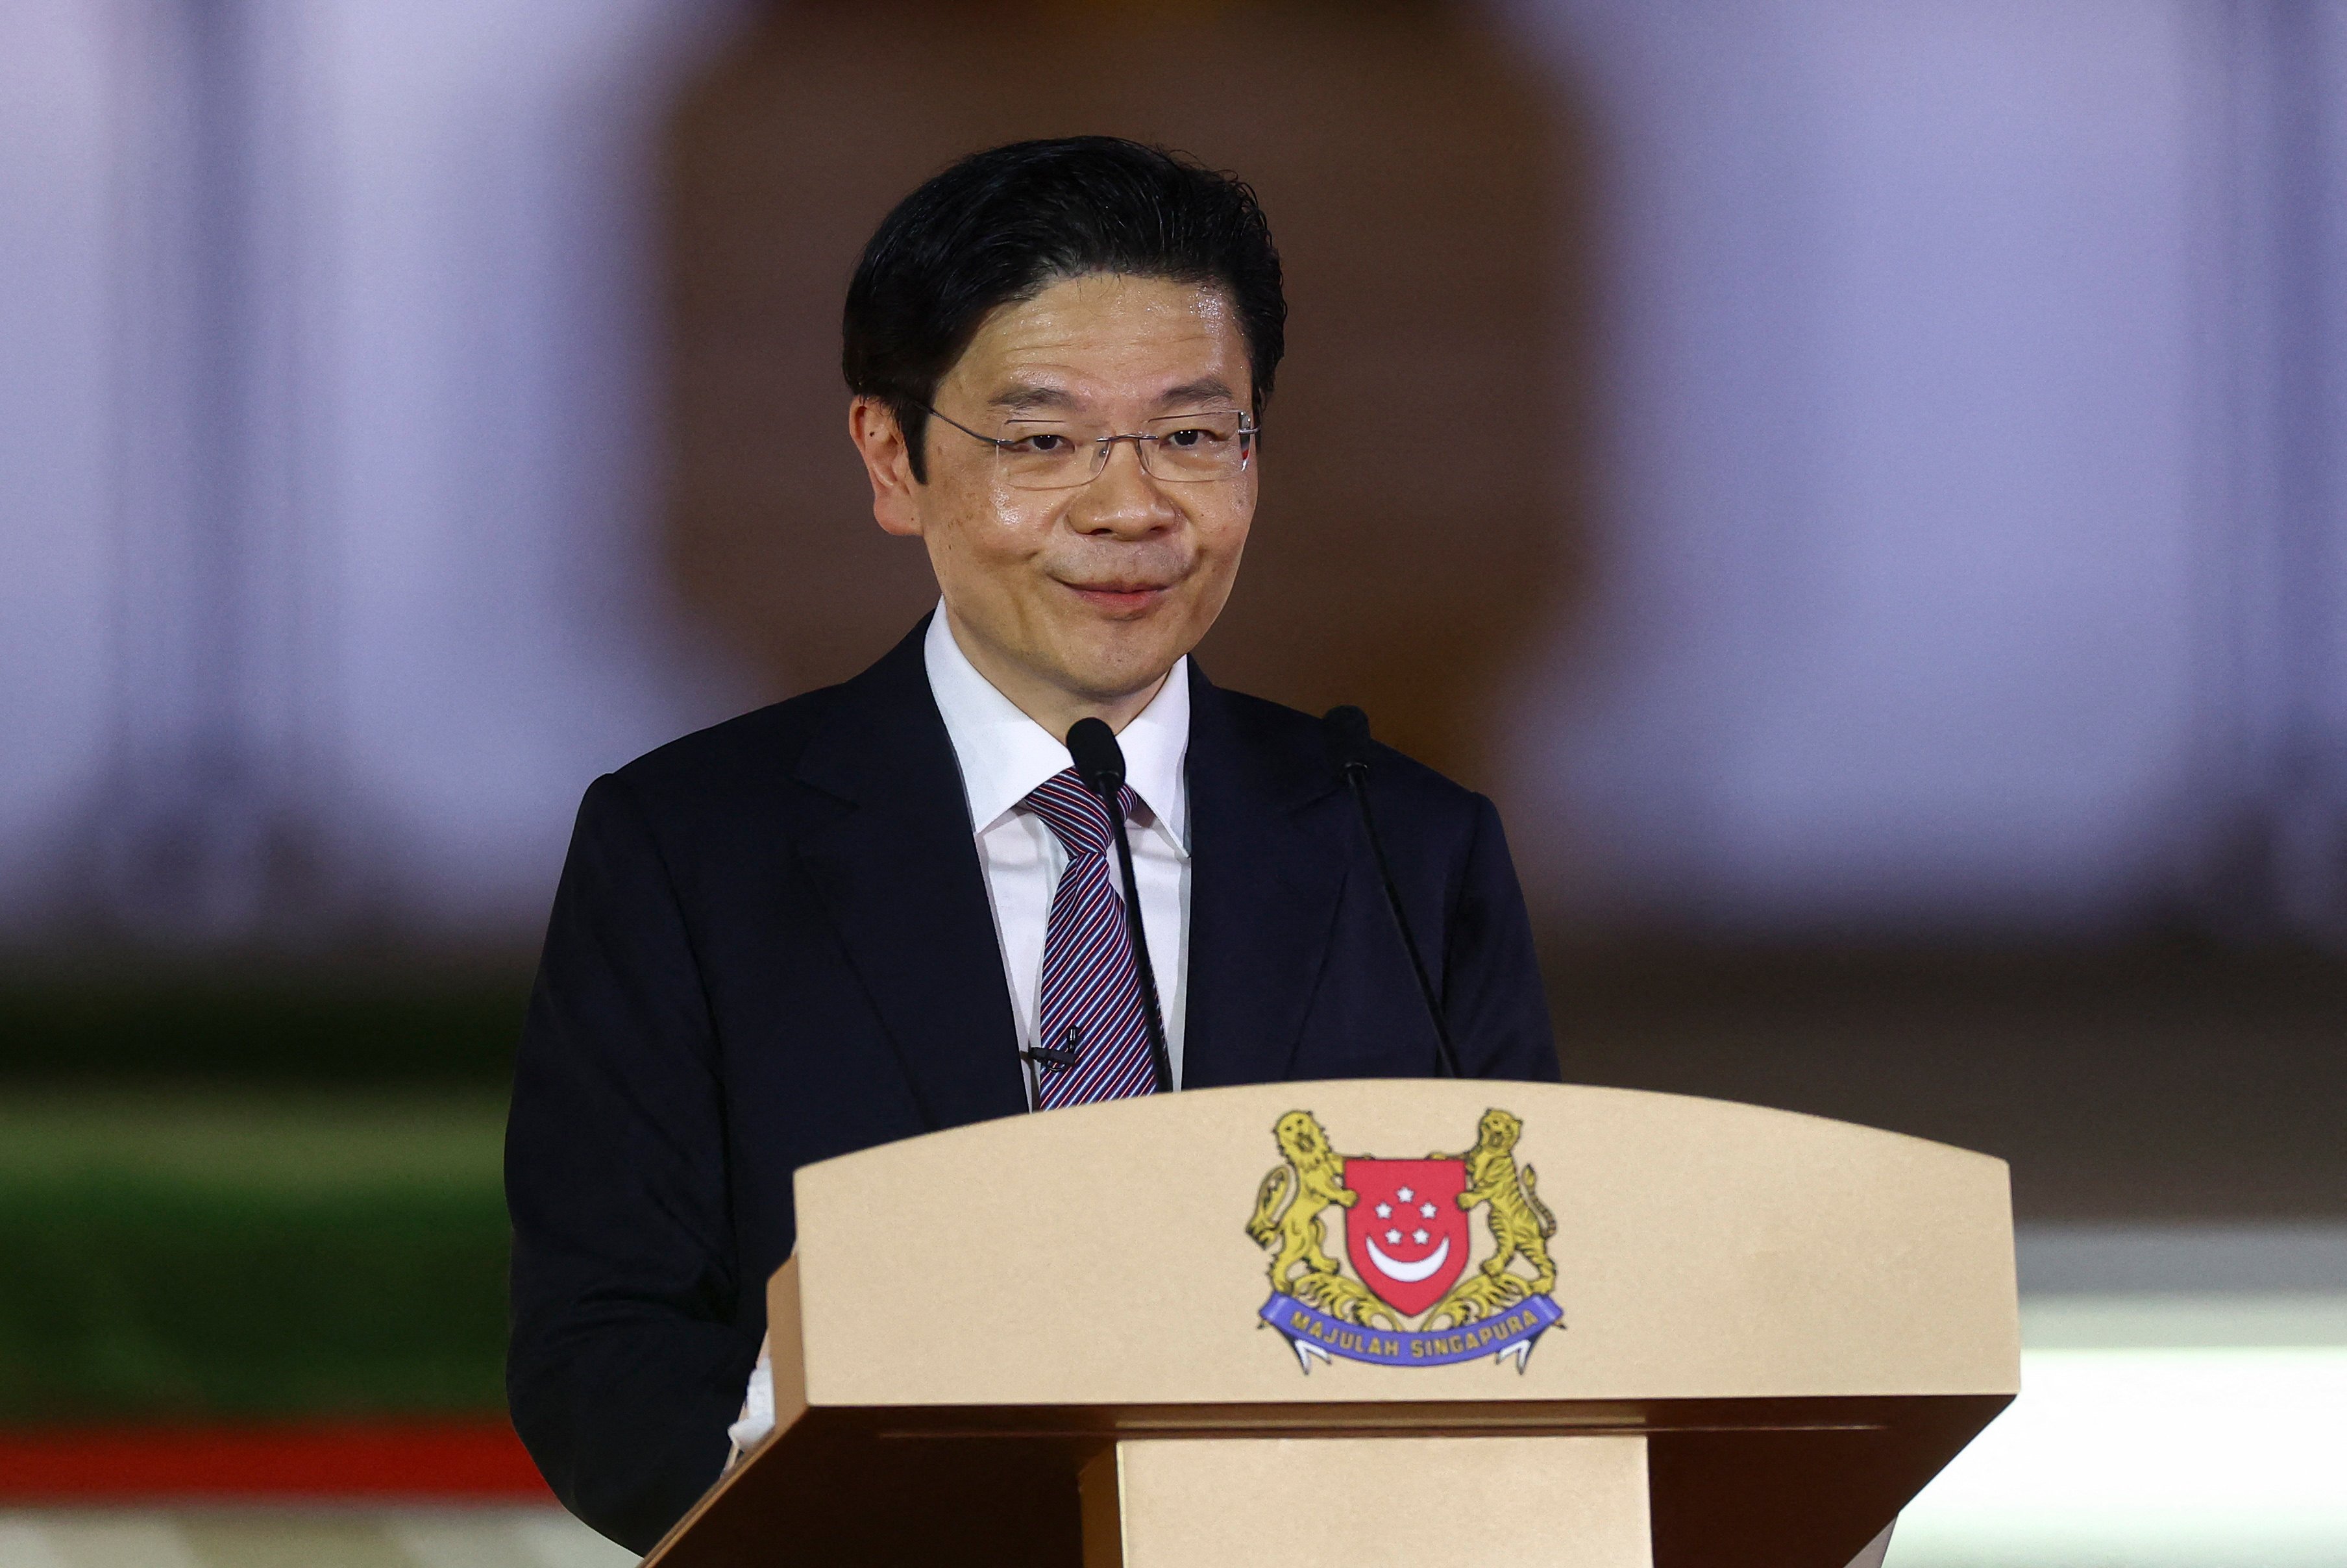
[1205, 683, 1487, 818]
[604, 682, 850, 811]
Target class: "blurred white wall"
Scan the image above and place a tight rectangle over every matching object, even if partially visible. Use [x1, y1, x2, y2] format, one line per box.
[1, 2, 117, 937]
[1504, 0, 2347, 938]
[1, 0, 2342, 950]
[0, 0, 751, 948]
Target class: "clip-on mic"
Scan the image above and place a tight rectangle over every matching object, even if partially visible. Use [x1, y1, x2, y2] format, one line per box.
[1021, 1023, 1085, 1075]
[1323, 705, 1463, 1078]
[1065, 717, 1176, 1094]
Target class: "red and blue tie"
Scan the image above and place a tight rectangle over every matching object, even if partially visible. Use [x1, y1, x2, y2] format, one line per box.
[1022, 768, 1159, 1109]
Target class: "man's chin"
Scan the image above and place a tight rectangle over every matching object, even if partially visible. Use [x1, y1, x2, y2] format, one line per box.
[1051, 627, 1190, 707]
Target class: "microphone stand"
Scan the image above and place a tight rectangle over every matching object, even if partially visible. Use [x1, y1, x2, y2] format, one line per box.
[1325, 706, 1463, 1078]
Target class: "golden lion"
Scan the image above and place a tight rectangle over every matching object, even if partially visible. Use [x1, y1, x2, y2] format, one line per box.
[1244, 1110, 1394, 1327]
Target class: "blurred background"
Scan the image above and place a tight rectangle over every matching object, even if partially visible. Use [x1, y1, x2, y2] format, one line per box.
[3, 1, 2343, 1563]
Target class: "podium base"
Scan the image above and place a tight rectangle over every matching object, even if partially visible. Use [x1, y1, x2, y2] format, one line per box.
[1081, 1434, 1653, 1568]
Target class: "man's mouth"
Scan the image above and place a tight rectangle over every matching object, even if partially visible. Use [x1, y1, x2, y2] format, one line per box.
[1060, 580, 1172, 613]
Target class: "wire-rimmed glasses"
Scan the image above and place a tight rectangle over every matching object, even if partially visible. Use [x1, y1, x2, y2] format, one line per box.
[926, 406, 1257, 490]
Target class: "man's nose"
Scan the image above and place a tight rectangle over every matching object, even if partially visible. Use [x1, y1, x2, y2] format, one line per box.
[1067, 439, 1179, 536]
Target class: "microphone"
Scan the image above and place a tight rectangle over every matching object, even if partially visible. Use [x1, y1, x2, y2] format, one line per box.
[1065, 717, 1176, 1094]
[1323, 706, 1462, 1078]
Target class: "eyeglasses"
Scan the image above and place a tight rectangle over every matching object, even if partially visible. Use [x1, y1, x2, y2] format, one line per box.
[925, 406, 1257, 491]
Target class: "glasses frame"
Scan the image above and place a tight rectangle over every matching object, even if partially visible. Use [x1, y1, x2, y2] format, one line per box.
[923, 405, 1259, 490]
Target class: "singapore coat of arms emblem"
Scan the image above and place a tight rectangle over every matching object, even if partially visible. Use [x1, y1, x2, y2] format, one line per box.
[1244, 1107, 1565, 1372]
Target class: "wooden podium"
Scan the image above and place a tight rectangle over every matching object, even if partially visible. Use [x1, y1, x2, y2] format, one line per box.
[643, 1082, 2017, 1567]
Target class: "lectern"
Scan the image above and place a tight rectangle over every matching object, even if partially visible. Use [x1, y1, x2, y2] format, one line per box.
[644, 1082, 2017, 1567]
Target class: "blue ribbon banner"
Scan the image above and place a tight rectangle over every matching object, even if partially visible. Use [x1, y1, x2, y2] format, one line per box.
[1259, 1291, 1564, 1373]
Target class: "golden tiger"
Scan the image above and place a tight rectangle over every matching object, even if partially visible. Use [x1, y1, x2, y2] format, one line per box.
[1244, 1110, 1394, 1327]
[1425, 1107, 1558, 1327]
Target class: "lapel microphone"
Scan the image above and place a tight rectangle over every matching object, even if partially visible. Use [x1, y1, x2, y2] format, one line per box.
[1021, 1023, 1085, 1075]
[1065, 717, 1176, 1094]
[1323, 705, 1463, 1078]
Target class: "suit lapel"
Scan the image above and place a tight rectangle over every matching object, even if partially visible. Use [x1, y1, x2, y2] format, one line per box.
[1181, 665, 1352, 1088]
[793, 620, 1027, 1129]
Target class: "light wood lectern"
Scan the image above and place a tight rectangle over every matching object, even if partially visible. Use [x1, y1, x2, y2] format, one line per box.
[644, 1081, 2017, 1567]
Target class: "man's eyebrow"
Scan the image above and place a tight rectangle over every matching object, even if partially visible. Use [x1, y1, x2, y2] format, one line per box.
[987, 385, 1079, 413]
[1156, 377, 1240, 408]
[984, 377, 1246, 416]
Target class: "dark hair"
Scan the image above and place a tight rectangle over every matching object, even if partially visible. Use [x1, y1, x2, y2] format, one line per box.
[842, 136, 1285, 481]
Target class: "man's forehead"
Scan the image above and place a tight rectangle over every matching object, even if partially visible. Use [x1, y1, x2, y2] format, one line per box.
[945, 273, 1249, 408]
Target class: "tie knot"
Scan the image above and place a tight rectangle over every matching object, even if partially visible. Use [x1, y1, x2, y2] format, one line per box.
[1022, 768, 1140, 859]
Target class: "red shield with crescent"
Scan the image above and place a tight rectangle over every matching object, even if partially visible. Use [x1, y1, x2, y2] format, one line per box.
[1342, 1158, 1470, 1317]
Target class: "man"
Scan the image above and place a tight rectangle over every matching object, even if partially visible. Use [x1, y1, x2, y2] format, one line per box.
[505, 137, 1559, 1552]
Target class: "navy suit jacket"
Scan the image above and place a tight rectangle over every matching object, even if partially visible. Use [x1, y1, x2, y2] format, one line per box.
[504, 618, 1560, 1551]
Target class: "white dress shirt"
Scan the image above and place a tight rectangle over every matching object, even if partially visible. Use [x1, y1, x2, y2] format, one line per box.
[922, 604, 1192, 1099]
[729, 606, 1194, 1464]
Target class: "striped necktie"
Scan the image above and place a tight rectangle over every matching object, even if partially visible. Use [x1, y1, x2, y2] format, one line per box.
[1021, 768, 1159, 1109]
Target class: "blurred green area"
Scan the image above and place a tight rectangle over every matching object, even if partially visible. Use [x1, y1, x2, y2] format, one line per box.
[0, 968, 530, 1085]
[0, 970, 528, 1422]
[0, 1090, 511, 1421]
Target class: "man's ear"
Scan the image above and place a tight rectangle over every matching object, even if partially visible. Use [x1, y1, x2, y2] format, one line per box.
[848, 397, 924, 537]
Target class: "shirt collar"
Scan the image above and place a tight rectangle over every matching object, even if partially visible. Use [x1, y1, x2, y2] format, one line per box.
[924, 604, 1190, 855]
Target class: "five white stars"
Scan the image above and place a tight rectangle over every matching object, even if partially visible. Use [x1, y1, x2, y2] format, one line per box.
[1371, 1188, 1447, 1253]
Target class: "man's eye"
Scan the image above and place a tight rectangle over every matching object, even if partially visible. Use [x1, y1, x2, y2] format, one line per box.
[1012, 433, 1071, 454]
[1162, 427, 1217, 448]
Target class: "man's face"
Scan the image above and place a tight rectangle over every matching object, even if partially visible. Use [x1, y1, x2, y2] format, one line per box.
[853, 271, 1256, 722]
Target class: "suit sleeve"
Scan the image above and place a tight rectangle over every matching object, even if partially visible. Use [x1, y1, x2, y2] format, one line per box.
[1442, 794, 1564, 1082]
[505, 773, 754, 1552]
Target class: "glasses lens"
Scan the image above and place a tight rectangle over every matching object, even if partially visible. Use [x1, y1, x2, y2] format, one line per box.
[1142, 413, 1251, 482]
[996, 423, 1098, 490]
